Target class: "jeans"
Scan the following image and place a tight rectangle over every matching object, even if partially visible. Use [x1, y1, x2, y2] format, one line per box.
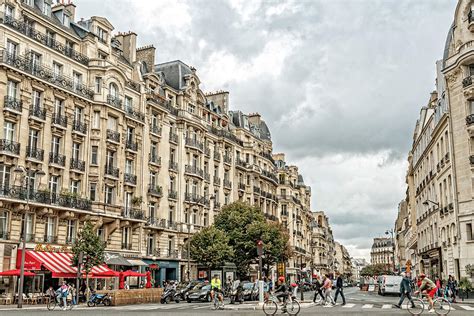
[313, 288, 325, 302]
[324, 288, 335, 304]
[398, 292, 415, 307]
[334, 287, 346, 304]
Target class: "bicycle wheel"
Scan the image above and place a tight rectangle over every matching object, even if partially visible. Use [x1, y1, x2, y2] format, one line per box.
[433, 298, 451, 315]
[46, 300, 56, 311]
[262, 300, 278, 315]
[286, 300, 301, 315]
[406, 298, 424, 315]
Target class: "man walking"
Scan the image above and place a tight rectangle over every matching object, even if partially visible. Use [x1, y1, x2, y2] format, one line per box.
[395, 272, 415, 309]
[312, 275, 325, 304]
[334, 272, 346, 305]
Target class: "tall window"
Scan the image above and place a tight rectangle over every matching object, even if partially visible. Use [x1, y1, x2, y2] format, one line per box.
[51, 136, 61, 155]
[0, 165, 11, 188]
[122, 227, 131, 249]
[70, 180, 80, 194]
[42, 1, 51, 16]
[97, 27, 107, 43]
[52, 62, 62, 79]
[73, 72, 82, 90]
[28, 129, 40, 150]
[151, 113, 159, 129]
[30, 52, 41, 71]
[109, 83, 118, 97]
[149, 202, 156, 219]
[5, 5, 14, 18]
[126, 126, 134, 143]
[125, 96, 133, 112]
[49, 175, 60, 195]
[93, 111, 100, 129]
[45, 30, 54, 47]
[105, 186, 114, 204]
[95, 77, 102, 93]
[66, 220, 76, 243]
[72, 142, 80, 160]
[125, 159, 133, 174]
[107, 116, 117, 131]
[6, 40, 18, 57]
[32, 90, 42, 108]
[169, 207, 174, 223]
[6, 80, 18, 98]
[89, 183, 97, 201]
[74, 107, 83, 123]
[45, 217, 56, 240]
[147, 234, 155, 255]
[4, 122, 16, 141]
[149, 172, 157, 187]
[54, 98, 63, 116]
[91, 146, 98, 165]
[106, 150, 115, 168]
[21, 213, 33, 241]
[0, 210, 9, 239]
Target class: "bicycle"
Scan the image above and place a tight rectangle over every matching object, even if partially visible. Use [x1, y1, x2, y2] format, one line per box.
[211, 288, 224, 310]
[406, 292, 451, 315]
[47, 295, 73, 311]
[263, 291, 300, 315]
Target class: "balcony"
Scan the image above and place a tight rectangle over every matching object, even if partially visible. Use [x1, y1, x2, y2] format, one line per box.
[26, 146, 44, 161]
[264, 213, 279, 222]
[223, 154, 232, 164]
[185, 138, 204, 151]
[261, 170, 278, 183]
[70, 158, 85, 172]
[0, 50, 93, 99]
[107, 94, 122, 109]
[204, 146, 211, 157]
[213, 177, 221, 186]
[121, 243, 133, 250]
[126, 140, 138, 151]
[3, 16, 89, 65]
[49, 152, 66, 167]
[169, 160, 178, 171]
[223, 179, 232, 189]
[150, 125, 162, 136]
[185, 193, 203, 204]
[0, 139, 20, 155]
[168, 190, 177, 200]
[43, 235, 58, 243]
[169, 132, 178, 144]
[105, 165, 119, 178]
[0, 231, 9, 240]
[122, 207, 145, 220]
[253, 186, 261, 194]
[106, 129, 120, 142]
[72, 120, 87, 134]
[125, 107, 145, 122]
[52, 112, 67, 128]
[185, 165, 204, 178]
[149, 153, 161, 165]
[0, 185, 91, 210]
[238, 183, 246, 191]
[29, 106, 46, 120]
[236, 158, 248, 169]
[3, 96, 22, 112]
[124, 173, 137, 185]
[148, 184, 163, 197]
[469, 11, 474, 32]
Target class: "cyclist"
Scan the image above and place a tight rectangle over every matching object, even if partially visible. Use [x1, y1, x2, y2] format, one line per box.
[414, 273, 437, 313]
[274, 276, 289, 312]
[210, 274, 223, 304]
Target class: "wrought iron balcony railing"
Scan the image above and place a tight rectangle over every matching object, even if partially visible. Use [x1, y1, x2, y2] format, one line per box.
[107, 94, 122, 109]
[29, 106, 46, 120]
[168, 190, 177, 200]
[150, 125, 162, 135]
[169, 132, 178, 143]
[124, 173, 137, 185]
[52, 112, 67, 127]
[169, 161, 178, 171]
[223, 179, 232, 189]
[49, 152, 66, 166]
[26, 146, 44, 160]
[72, 120, 87, 134]
[214, 177, 221, 186]
[105, 165, 119, 177]
[148, 185, 163, 197]
[149, 153, 161, 165]
[185, 138, 204, 151]
[3, 96, 22, 112]
[185, 165, 204, 178]
[106, 129, 120, 142]
[125, 106, 145, 122]
[0, 139, 20, 155]
[126, 140, 138, 151]
[70, 158, 85, 172]
[121, 207, 144, 220]
[43, 235, 57, 243]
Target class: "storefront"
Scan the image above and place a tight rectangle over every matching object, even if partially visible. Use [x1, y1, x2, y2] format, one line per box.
[420, 247, 443, 279]
[143, 259, 178, 287]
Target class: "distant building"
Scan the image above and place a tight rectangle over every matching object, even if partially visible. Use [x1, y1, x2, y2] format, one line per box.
[370, 237, 394, 270]
[352, 258, 369, 281]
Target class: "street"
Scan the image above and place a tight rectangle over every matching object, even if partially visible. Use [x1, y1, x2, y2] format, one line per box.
[1, 287, 473, 315]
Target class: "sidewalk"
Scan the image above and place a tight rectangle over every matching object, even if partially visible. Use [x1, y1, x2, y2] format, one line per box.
[224, 300, 316, 311]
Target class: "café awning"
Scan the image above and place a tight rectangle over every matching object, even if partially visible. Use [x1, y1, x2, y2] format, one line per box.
[0, 269, 35, 277]
[17, 250, 116, 278]
[127, 259, 148, 266]
[104, 252, 132, 266]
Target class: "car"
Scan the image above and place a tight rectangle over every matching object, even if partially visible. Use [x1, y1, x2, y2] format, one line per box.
[241, 281, 256, 301]
[378, 275, 403, 296]
[250, 281, 269, 300]
[186, 283, 212, 302]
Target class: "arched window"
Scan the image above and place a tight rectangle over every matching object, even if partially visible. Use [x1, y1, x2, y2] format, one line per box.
[109, 82, 119, 97]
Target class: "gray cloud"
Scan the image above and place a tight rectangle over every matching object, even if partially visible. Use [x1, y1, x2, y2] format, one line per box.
[75, 0, 456, 259]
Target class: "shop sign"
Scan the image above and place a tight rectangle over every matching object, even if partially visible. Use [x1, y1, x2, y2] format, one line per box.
[34, 243, 70, 253]
[277, 262, 285, 277]
[149, 264, 159, 270]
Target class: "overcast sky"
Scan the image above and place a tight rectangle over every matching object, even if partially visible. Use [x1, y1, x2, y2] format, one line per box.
[75, 0, 456, 260]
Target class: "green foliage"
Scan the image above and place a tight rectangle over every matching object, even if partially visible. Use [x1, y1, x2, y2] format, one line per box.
[360, 263, 392, 276]
[71, 221, 105, 273]
[459, 277, 473, 292]
[189, 226, 234, 269]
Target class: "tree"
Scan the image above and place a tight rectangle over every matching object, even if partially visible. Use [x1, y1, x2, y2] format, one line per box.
[189, 226, 234, 268]
[360, 263, 392, 276]
[71, 221, 105, 298]
[214, 202, 291, 278]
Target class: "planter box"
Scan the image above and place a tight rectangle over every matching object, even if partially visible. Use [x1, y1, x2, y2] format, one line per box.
[96, 288, 163, 306]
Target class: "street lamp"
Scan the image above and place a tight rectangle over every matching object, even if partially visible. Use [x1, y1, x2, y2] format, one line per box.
[385, 229, 396, 273]
[422, 200, 439, 208]
[187, 223, 191, 281]
[14, 166, 45, 308]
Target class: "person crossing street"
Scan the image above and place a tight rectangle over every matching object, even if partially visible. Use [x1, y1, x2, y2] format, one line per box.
[312, 275, 325, 304]
[394, 272, 415, 309]
[333, 272, 346, 306]
[322, 274, 335, 306]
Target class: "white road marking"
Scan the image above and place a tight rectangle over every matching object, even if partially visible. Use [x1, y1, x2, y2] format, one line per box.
[362, 304, 373, 308]
[382, 304, 392, 309]
[459, 305, 474, 311]
[342, 303, 355, 308]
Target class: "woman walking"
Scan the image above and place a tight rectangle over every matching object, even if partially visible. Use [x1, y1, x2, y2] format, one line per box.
[322, 274, 335, 306]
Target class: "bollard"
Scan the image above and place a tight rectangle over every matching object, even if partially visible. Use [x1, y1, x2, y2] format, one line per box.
[259, 280, 264, 304]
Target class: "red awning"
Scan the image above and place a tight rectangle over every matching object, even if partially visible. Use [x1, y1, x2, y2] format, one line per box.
[17, 250, 116, 278]
[0, 269, 35, 277]
[122, 270, 146, 277]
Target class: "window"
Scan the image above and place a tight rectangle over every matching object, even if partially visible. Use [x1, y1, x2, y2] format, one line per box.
[89, 183, 97, 201]
[107, 116, 117, 131]
[126, 126, 134, 143]
[45, 217, 56, 239]
[45, 30, 55, 47]
[24, 0, 33, 6]
[6, 80, 18, 98]
[70, 180, 80, 194]
[92, 111, 100, 129]
[105, 186, 114, 204]
[73, 72, 82, 91]
[188, 103, 195, 114]
[72, 142, 80, 160]
[21, 213, 33, 241]
[63, 13, 70, 26]
[149, 202, 156, 219]
[32, 90, 42, 108]
[204, 213, 209, 227]
[51, 136, 61, 155]
[125, 96, 133, 112]
[147, 233, 155, 255]
[224, 193, 230, 205]
[125, 159, 133, 174]
[192, 210, 197, 225]
[91, 146, 98, 165]
[28, 129, 40, 150]
[109, 83, 118, 97]
[5, 5, 14, 18]
[0, 165, 11, 188]
[467, 223, 473, 241]
[95, 77, 102, 93]
[169, 207, 174, 223]
[168, 236, 174, 254]
[52, 62, 62, 79]
[30, 51, 41, 71]
[151, 142, 158, 159]
[151, 113, 159, 129]
[74, 107, 83, 123]
[98, 51, 107, 59]
[106, 150, 115, 168]
[65, 40, 74, 56]
[122, 227, 131, 249]
[49, 175, 60, 195]
[54, 98, 63, 116]
[0, 210, 9, 239]
[97, 27, 107, 43]
[4, 121, 16, 141]
[66, 220, 76, 243]
[43, 1, 51, 16]
[97, 226, 105, 241]
[149, 172, 157, 187]
[6, 40, 17, 57]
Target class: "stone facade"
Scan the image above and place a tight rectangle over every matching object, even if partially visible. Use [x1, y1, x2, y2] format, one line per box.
[310, 211, 337, 276]
[370, 237, 394, 269]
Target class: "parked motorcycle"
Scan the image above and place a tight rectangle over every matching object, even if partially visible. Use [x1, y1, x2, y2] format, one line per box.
[87, 291, 111, 307]
[161, 284, 177, 304]
[229, 280, 244, 304]
[173, 281, 197, 303]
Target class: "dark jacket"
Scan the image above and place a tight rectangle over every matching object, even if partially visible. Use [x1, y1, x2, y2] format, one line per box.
[275, 283, 288, 293]
[400, 277, 411, 294]
[313, 279, 322, 290]
[336, 277, 343, 288]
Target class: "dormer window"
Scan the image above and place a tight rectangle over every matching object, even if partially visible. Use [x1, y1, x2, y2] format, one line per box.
[43, 1, 51, 16]
[63, 14, 70, 27]
[97, 27, 107, 43]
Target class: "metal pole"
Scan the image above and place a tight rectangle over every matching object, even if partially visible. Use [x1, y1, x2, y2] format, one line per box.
[300, 255, 304, 301]
[18, 168, 29, 308]
[391, 231, 396, 273]
[187, 225, 190, 281]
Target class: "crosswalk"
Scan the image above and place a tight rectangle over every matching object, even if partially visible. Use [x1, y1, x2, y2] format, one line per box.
[314, 303, 474, 311]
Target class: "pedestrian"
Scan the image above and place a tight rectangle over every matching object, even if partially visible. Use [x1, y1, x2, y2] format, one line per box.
[435, 278, 442, 297]
[322, 274, 335, 306]
[312, 275, 325, 304]
[268, 277, 273, 292]
[395, 272, 415, 309]
[57, 281, 68, 310]
[69, 284, 77, 305]
[334, 272, 346, 305]
[447, 275, 457, 303]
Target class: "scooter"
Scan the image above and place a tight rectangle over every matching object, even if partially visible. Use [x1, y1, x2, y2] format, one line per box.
[173, 282, 193, 303]
[229, 281, 244, 304]
[87, 291, 111, 307]
[161, 285, 177, 304]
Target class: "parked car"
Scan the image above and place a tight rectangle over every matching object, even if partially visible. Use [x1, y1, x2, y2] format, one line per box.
[378, 275, 403, 296]
[250, 281, 269, 300]
[241, 281, 256, 301]
[186, 283, 212, 303]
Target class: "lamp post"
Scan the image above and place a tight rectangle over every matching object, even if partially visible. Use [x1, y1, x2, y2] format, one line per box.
[385, 229, 396, 273]
[187, 223, 191, 281]
[14, 166, 45, 308]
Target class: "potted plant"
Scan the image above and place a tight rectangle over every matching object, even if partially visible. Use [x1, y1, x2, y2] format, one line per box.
[132, 196, 143, 206]
[459, 276, 473, 300]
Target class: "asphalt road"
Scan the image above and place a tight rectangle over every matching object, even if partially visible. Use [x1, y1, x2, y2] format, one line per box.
[1, 287, 473, 315]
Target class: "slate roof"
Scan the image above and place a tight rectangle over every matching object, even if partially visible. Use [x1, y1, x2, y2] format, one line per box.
[155, 60, 193, 91]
